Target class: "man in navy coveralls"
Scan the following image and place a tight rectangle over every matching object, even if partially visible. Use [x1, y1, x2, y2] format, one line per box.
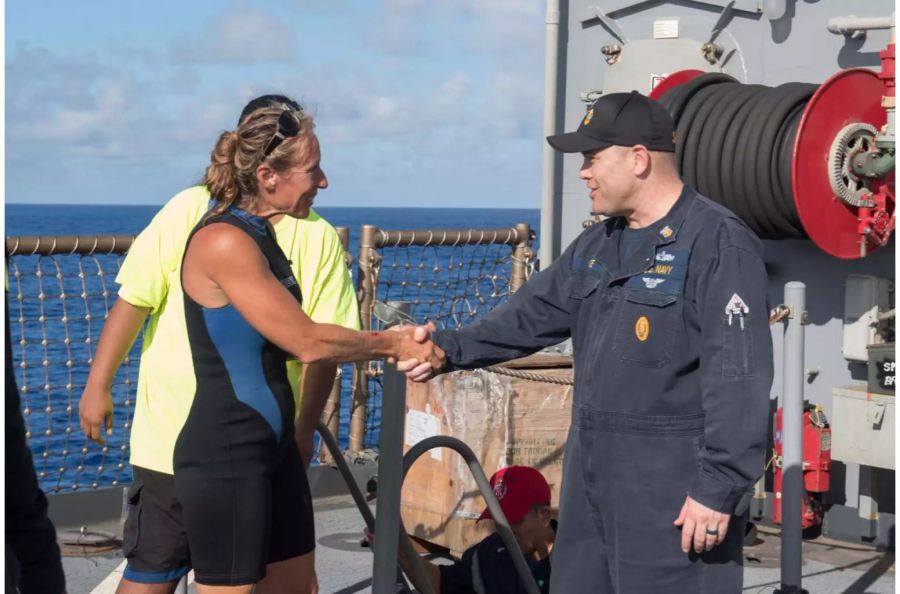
[401, 92, 773, 593]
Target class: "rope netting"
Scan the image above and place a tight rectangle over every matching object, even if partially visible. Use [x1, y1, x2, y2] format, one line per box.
[375, 238, 529, 328]
[356, 226, 535, 449]
[7, 249, 136, 492]
[6, 224, 535, 488]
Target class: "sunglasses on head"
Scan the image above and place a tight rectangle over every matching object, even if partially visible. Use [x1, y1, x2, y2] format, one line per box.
[262, 108, 302, 157]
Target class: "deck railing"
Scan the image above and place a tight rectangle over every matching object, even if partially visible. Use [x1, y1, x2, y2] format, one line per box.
[6, 224, 534, 491]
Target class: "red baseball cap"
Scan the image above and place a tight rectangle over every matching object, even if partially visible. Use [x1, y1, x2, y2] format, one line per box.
[477, 466, 551, 525]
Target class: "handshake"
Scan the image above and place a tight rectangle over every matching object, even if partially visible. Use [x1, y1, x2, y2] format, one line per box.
[386, 323, 446, 382]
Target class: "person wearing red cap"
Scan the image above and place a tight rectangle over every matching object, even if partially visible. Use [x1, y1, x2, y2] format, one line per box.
[366, 465, 556, 594]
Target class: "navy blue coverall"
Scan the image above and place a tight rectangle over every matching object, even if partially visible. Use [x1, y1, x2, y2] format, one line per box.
[433, 186, 773, 593]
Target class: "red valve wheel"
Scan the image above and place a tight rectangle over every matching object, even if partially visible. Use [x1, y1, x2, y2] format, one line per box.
[792, 68, 892, 259]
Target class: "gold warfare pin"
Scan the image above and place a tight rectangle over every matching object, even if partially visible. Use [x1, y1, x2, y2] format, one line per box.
[635, 316, 650, 342]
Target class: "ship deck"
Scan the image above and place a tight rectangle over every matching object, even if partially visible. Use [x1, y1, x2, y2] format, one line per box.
[59, 494, 894, 594]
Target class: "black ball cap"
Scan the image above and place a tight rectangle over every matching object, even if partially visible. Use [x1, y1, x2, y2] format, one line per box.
[547, 91, 676, 153]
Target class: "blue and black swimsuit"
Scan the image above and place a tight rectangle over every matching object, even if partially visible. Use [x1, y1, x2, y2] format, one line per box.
[174, 204, 314, 586]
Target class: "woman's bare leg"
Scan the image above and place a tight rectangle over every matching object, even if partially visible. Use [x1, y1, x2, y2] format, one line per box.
[255, 550, 316, 594]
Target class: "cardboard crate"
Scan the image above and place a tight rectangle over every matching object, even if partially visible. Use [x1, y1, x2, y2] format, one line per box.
[401, 353, 573, 556]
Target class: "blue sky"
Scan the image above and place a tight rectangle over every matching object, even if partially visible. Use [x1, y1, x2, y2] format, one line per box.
[6, 1, 546, 208]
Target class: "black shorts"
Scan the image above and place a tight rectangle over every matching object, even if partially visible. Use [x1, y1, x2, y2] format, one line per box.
[122, 445, 315, 586]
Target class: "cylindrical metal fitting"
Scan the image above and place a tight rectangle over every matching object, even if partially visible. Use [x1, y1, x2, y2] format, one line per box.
[827, 15, 893, 35]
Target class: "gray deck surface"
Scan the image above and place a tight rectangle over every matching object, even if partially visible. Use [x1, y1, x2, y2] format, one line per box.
[61, 495, 895, 593]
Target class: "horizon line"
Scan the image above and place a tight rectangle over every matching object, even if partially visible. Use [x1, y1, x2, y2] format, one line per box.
[6, 202, 540, 210]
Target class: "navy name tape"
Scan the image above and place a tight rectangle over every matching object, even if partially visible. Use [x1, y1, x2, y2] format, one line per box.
[625, 248, 690, 295]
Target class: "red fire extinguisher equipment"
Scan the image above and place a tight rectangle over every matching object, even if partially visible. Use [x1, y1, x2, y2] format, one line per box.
[773, 406, 831, 529]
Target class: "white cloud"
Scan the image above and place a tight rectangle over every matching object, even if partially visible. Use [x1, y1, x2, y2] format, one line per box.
[481, 71, 544, 140]
[375, 0, 544, 52]
[381, 0, 427, 9]
[288, 66, 475, 148]
[7, 46, 219, 162]
[435, 74, 473, 112]
[364, 0, 544, 146]
[7, 50, 134, 152]
[169, 3, 296, 64]
[368, 13, 429, 54]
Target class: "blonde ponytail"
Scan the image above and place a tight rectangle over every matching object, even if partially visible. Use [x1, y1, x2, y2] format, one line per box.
[202, 130, 241, 220]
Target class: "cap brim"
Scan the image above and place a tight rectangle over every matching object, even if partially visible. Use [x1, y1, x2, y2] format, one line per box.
[546, 132, 613, 153]
[477, 506, 530, 525]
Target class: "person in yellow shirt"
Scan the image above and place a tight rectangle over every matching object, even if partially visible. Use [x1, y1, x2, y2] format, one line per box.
[78, 95, 359, 594]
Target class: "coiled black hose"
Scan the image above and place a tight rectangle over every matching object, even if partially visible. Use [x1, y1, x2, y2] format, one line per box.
[658, 73, 817, 239]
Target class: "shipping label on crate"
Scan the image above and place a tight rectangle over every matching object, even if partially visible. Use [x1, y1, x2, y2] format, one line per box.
[405, 408, 442, 460]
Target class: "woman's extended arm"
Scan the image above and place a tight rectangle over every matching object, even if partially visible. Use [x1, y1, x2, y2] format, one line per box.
[183, 224, 439, 366]
[78, 298, 150, 444]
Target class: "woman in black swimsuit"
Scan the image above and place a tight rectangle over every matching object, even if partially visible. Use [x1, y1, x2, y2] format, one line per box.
[176, 104, 437, 593]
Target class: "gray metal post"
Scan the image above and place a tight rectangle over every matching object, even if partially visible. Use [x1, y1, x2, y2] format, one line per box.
[539, 0, 562, 267]
[372, 302, 412, 594]
[316, 422, 431, 594]
[779, 282, 807, 594]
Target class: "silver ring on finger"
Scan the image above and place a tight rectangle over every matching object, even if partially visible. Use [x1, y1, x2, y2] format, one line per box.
[705, 528, 719, 535]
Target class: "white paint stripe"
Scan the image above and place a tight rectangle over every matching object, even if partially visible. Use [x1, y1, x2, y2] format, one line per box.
[89, 560, 126, 594]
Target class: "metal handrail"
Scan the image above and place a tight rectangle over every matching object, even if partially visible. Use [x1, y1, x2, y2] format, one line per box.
[402, 436, 543, 594]
[6, 234, 136, 256]
[374, 226, 532, 248]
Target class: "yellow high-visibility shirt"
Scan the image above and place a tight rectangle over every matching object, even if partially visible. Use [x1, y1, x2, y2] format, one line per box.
[117, 186, 360, 474]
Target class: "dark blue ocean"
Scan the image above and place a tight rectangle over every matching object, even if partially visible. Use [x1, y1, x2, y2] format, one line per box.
[6, 204, 539, 492]
[6, 204, 539, 243]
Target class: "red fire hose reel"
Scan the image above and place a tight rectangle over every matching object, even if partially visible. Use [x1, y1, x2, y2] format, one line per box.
[650, 55, 895, 260]
[772, 407, 832, 529]
[794, 68, 893, 259]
